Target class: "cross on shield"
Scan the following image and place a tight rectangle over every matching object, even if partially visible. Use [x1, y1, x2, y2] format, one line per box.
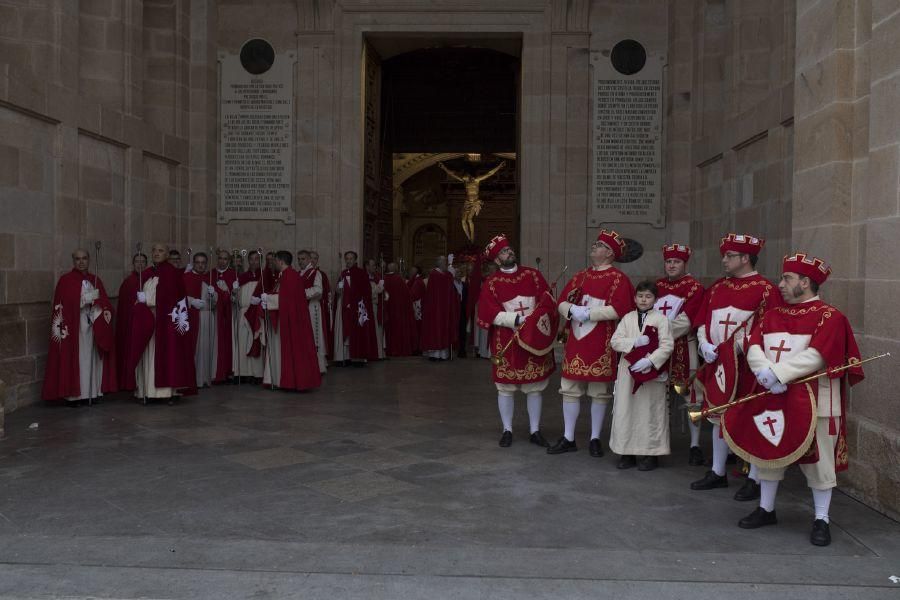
[753, 410, 785, 446]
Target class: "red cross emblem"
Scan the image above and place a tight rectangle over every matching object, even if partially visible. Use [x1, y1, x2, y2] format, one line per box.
[769, 339, 792, 363]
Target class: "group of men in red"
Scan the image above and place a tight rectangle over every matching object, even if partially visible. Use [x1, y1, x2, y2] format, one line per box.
[475, 231, 866, 547]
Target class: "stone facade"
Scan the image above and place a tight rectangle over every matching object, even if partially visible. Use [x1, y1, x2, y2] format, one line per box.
[0, 0, 897, 516]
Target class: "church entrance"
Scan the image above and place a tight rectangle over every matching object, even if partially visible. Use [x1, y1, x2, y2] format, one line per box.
[361, 37, 521, 270]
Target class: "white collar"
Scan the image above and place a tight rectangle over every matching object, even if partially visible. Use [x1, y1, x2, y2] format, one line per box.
[591, 264, 612, 271]
[500, 265, 518, 274]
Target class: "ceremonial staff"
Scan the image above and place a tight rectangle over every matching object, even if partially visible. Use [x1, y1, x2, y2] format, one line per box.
[688, 353, 891, 424]
[136, 242, 148, 406]
[231, 248, 242, 386]
[259, 247, 277, 390]
[491, 265, 568, 367]
[207, 245, 215, 385]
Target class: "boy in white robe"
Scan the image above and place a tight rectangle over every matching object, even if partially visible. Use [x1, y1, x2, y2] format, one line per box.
[609, 281, 675, 471]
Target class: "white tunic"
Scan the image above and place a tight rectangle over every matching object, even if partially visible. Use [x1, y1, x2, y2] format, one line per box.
[609, 309, 675, 456]
[135, 277, 174, 399]
[233, 279, 264, 378]
[301, 267, 328, 373]
[188, 283, 218, 387]
[68, 280, 104, 400]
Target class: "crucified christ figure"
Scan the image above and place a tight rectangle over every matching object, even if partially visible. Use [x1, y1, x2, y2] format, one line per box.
[439, 160, 506, 243]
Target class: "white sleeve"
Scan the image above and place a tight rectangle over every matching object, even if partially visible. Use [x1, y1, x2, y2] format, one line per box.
[265, 293, 279, 310]
[493, 312, 518, 329]
[747, 344, 771, 374]
[670, 312, 692, 340]
[610, 317, 633, 353]
[648, 316, 675, 369]
[305, 272, 323, 301]
[589, 305, 618, 322]
[771, 348, 826, 385]
[558, 301, 573, 318]
[697, 324, 711, 348]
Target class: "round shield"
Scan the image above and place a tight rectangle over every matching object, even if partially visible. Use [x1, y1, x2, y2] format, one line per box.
[722, 382, 817, 469]
[694, 337, 739, 413]
[516, 297, 559, 356]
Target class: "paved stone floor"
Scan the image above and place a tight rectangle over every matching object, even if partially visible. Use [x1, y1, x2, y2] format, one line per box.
[0, 358, 898, 599]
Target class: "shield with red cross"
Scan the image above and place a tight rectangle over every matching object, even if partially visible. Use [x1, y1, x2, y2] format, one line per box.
[722, 382, 817, 469]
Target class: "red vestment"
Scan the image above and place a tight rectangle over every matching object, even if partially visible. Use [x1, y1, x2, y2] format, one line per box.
[408, 274, 426, 351]
[699, 272, 783, 399]
[270, 268, 322, 390]
[421, 269, 459, 352]
[146, 261, 196, 390]
[212, 268, 237, 381]
[301, 266, 333, 359]
[655, 274, 705, 385]
[338, 265, 379, 360]
[116, 271, 141, 390]
[745, 300, 863, 471]
[557, 267, 635, 382]
[42, 269, 118, 400]
[477, 266, 556, 384]
[382, 272, 418, 356]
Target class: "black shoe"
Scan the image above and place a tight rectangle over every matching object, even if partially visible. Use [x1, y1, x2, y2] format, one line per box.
[547, 437, 577, 454]
[738, 506, 777, 529]
[810, 519, 831, 546]
[691, 470, 728, 490]
[529, 431, 550, 448]
[589, 438, 604, 457]
[637, 456, 659, 471]
[689, 446, 704, 466]
[734, 478, 761, 501]
[617, 455, 637, 469]
[499, 430, 513, 447]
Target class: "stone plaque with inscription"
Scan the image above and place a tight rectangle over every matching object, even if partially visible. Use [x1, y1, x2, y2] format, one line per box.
[218, 48, 296, 223]
[590, 50, 665, 227]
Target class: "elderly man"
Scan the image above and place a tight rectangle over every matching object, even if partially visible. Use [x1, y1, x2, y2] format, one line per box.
[42, 249, 117, 406]
[297, 249, 329, 373]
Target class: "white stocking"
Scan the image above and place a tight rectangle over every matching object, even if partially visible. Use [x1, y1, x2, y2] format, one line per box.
[760, 479, 779, 512]
[562, 401, 580, 441]
[526, 392, 542, 434]
[689, 418, 701, 447]
[711, 424, 728, 476]
[812, 488, 832, 523]
[498, 393, 514, 432]
[590, 401, 607, 440]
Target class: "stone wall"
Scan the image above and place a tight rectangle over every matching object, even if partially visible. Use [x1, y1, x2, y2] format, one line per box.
[0, 0, 202, 412]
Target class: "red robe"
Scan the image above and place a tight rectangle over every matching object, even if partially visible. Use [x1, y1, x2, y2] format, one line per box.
[338, 265, 379, 360]
[699, 272, 783, 398]
[116, 271, 141, 390]
[270, 268, 322, 390]
[477, 266, 556, 384]
[557, 267, 635, 382]
[42, 269, 118, 400]
[382, 272, 418, 356]
[421, 269, 459, 352]
[408, 274, 426, 351]
[465, 257, 483, 345]
[655, 274, 705, 385]
[212, 268, 237, 381]
[746, 299, 863, 471]
[146, 261, 196, 390]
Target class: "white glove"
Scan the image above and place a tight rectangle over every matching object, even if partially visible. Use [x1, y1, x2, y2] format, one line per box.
[232, 280, 239, 290]
[448, 253, 454, 265]
[770, 381, 788, 394]
[261, 300, 268, 310]
[217, 280, 229, 292]
[190, 299, 206, 310]
[755, 367, 780, 390]
[250, 296, 261, 306]
[207, 284, 216, 296]
[82, 280, 91, 289]
[570, 305, 590, 323]
[83, 289, 100, 304]
[261, 293, 268, 302]
[634, 335, 650, 348]
[378, 279, 384, 288]
[700, 341, 718, 363]
[629, 357, 654, 374]
[136, 291, 147, 304]
[338, 280, 345, 290]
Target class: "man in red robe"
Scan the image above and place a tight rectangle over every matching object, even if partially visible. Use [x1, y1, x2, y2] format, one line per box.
[183, 252, 217, 388]
[739, 252, 864, 547]
[691, 233, 783, 497]
[212, 249, 237, 383]
[549, 230, 635, 457]
[655, 244, 706, 466]
[297, 249, 328, 373]
[407, 265, 426, 353]
[234, 251, 264, 381]
[477, 235, 554, 448]
[366, 258, 387, 359]
[382, 262, 417, 356]
[260, 250, 322, 391]
[116, 252, 147, 391]
[421, 256, 459, 361]
[42, 248, 117, 406]
[309, 250, 333, 359]
[333, 251, 379, 366]
[133, 243, 196, 404]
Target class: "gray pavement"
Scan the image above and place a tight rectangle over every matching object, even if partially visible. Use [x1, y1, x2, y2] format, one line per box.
[0, 358, 898, 599]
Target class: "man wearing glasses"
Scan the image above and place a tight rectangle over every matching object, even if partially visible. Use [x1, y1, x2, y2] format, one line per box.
[690, 233, 782, 499]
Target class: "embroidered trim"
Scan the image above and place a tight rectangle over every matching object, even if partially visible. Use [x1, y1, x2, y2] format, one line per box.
[563, 353, 613, 378]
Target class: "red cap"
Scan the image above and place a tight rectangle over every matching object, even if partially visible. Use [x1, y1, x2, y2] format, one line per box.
[782, 252, 831, 285]
[595, 229, 626, 260]
[662, 243, 691, 262]
[484, 234, 511, 261]
[720, 233, 764, 256]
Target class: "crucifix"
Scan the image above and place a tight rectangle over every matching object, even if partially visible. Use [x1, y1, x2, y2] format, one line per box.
[439, 160, 506, 243]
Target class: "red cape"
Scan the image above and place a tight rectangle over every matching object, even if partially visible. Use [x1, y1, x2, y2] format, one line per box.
[338, 265, 379, 360]
[271, 268, 322, 390]
[41, 269, 118, 400]
[115, 271, 141, 390]
[146, 261, 196, 391]
[421, 269, 459, 351]
[383, 272, 418, 356]
[408, 274, 426, 352]
[318, 269, 334, 359]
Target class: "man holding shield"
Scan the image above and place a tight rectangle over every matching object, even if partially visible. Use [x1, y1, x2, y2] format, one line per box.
[477, 235, 557, 448]
[733, 253, 864, 546]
